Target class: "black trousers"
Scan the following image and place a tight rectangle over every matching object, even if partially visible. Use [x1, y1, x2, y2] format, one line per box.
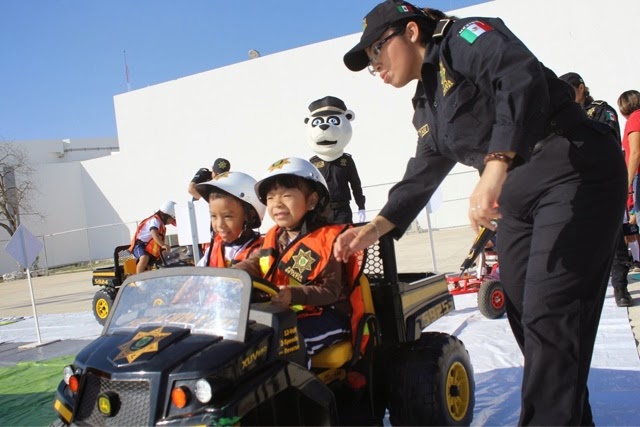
[329, 206, 353, 224]
[611, 228, 630, 289]
[497, 129, 626, 426]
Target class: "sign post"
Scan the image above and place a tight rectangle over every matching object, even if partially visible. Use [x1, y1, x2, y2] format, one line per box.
[4, 224, 57, 347]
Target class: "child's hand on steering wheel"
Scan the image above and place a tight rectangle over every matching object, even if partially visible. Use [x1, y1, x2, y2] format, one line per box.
[271, 286, 291, 307]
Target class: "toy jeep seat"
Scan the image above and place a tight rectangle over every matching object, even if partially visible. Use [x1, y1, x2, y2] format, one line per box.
[311, 275, 375, 368]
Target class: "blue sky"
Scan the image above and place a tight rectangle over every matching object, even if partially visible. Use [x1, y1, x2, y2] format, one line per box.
[0, 0, 482, 141]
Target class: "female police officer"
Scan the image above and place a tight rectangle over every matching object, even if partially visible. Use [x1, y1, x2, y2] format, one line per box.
[334, 1, 626, 424]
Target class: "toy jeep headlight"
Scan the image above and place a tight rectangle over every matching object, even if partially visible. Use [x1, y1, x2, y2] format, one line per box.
[195, 378, 212, 403]
[63, 366, 74, 385]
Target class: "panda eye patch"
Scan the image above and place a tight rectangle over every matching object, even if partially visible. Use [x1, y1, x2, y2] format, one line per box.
[311, 118, 324, 127]
[327, 116, 341, 125]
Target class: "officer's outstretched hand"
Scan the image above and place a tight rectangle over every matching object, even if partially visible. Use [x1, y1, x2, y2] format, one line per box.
[358, 209, 366, 223]
[335, 219, 392, 262]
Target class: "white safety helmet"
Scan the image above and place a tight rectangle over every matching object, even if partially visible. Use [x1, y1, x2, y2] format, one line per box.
[255, 157, 329, 206]
[195, 171, 266, 228]
[159, 200, 176, 218]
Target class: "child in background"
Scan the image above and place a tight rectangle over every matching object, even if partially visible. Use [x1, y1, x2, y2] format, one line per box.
[129, 201, 176, 274]
[234, 158, 361, 357]
[194, 171, 265, 267]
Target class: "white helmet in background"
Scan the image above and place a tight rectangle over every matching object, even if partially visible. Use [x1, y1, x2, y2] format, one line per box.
[255, 157, 329, 205]
[159, 200, 176, 219]
[195, 171, 265, 228]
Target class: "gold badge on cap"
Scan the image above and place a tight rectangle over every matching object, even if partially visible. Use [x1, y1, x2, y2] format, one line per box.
[268, 158, 291, 172]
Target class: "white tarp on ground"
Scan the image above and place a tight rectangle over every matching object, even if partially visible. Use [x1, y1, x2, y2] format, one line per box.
[1, 287, 638, 425]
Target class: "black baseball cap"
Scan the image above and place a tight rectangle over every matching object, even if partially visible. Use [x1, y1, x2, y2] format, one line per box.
[308, 96, 348, 117]
[559, 72, 584, 88]
[343, 0, 433, 72]
[212, 158, 230, 174]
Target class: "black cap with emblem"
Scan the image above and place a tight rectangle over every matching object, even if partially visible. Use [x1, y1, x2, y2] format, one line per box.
[558, 72, 584, 89]
[308, 96, 348, 117]
[343, 0, 435, 72]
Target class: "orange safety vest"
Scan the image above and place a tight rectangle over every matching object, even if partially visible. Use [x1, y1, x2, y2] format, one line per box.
[258, 225, 365, 338]
[206, 232, 263, 267]
[129, 214, 166, 258]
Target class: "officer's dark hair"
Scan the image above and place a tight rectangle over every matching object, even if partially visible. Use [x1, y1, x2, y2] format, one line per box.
[388, 8, 456, 45]
[207, 190, 260, 230]
[618, 90, 640, 117]
[259, 175, 330, 230]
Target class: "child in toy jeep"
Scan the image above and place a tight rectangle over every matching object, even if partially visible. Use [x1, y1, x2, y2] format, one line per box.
[233, 158, 360, 361]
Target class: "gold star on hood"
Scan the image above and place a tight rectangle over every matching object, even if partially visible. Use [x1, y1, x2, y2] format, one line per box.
[115, 327, 171, 364]
[291, 249, 316, 275]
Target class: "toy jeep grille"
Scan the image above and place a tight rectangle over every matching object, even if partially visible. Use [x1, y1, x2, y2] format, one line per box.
[74, 372, 150, 426]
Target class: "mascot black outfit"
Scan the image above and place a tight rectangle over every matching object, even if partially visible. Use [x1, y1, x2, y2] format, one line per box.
[306, 96, 366, 224]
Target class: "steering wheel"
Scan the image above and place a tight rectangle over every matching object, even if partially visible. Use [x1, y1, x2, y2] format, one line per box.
[250, 275, 280, 303]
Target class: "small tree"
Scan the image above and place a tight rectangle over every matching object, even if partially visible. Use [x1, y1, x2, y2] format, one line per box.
[0, 140, 39, 238]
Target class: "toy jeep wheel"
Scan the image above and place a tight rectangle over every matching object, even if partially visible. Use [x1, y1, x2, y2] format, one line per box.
[386, 332, 474, 426]
[92, 287, 117, 325]
[151, 292, 168, 306]
[477, 279, 506, 319]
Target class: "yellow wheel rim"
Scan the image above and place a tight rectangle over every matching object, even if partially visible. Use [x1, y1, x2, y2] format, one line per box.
[96, 299, 109, 319]
[446, 361, 470, 422]
[152, 298, 165, 306]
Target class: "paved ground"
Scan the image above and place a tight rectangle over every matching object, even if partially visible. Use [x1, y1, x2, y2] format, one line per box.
[1, 225, 638, 355]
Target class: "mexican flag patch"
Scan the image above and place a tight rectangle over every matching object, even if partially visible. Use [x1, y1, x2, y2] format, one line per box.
[606, 111, 617, 122]
[459, 21, 494, 44]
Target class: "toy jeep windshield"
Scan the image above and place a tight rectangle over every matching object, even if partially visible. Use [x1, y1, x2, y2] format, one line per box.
[53, 234, 475, 426]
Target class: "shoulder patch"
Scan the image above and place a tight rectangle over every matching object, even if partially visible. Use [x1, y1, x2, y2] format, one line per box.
[606, 110, 617, 122]
[459, 20, 494, 44]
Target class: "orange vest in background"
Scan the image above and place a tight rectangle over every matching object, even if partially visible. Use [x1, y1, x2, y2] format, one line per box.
[128, 214, 166, 258]
[206, 233, 263, 267]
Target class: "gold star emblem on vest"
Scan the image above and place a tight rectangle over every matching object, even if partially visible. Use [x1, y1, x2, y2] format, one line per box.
[439, 61, 454, 96]
[587, 107, 596, 118]
[115, 327, 171, 363]
[291, 249, 316, 274]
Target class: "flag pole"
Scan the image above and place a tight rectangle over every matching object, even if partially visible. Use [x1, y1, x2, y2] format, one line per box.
[124, 50, 131, 92]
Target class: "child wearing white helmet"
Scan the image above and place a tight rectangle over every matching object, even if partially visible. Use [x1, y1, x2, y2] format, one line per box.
[129, 201, 176, 274]
[233, 158, 362, 360]
[194, 171, 265, 267]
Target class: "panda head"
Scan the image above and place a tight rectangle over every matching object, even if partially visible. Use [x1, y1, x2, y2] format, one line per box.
[304, 96, 355, 161]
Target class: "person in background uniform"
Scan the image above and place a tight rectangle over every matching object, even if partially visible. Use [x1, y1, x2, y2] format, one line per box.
[560, 72, 632, 307]
[334, 1, 626, 425]
[233, 158, 362, 360]
[187, 157, 231, 200]
[306, 96, 367, 224]
[129, 201, 176, 274]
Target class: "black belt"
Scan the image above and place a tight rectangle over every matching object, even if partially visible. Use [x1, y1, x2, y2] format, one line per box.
[329, 201, 350, 209]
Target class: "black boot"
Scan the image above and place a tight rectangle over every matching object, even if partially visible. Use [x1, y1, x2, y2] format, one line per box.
[614, 287, 633, 307]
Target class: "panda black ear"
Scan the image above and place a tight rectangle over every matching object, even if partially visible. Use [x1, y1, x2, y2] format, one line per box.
[304, 117, 310, 124]
[345, 110, 356, 121]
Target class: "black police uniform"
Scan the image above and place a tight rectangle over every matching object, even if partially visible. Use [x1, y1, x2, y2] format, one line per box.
[310, 153, 366, 224]
[584, 98, 621, 142]
[583, 98, 632, 303]
[377, 17, 626, 425]
[190, 167, 213, 186]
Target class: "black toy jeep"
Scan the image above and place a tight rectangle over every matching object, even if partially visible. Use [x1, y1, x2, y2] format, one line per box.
[91, 245, 193, 325]
[54, 234, 474, 426]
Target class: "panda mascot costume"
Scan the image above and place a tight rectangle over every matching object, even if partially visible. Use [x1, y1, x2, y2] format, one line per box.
[305, 96, 366, 224]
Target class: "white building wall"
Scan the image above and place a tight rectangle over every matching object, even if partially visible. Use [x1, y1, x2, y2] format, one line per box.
[2, 0, 639, 274]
